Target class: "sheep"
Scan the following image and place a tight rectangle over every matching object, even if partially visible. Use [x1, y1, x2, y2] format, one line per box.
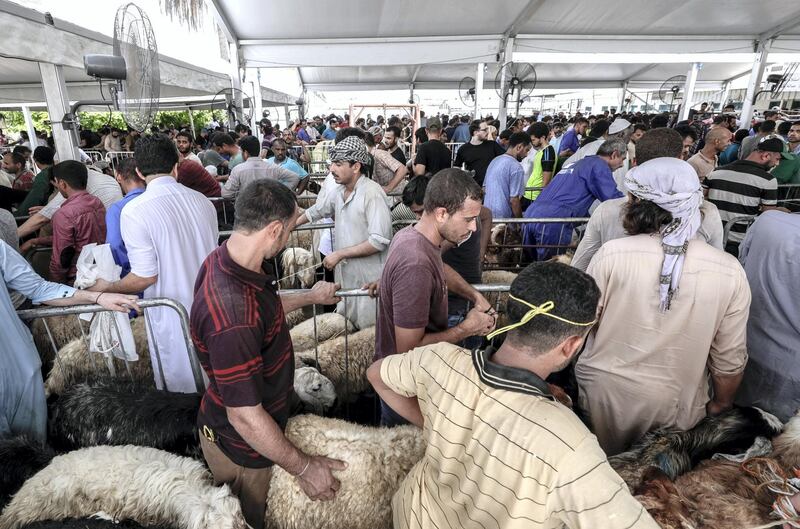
[485, 223, 523, 270]
[44, 317, 153, 396]
[265, 415, 425, 529]
[279, 247, 316, 289]
[0, 445, 248, 529]
[20, 516, 176, 529]
[286, 230, 313, 253]
[608, 406, 783, 491]
[480, 270, 517, 328]
[295, 326, 375, 401]
[771, 408, 800, 469]
[47, 368, 337, 457]
[289, 312, 356, 353]
[30, 315, 90, 369]
[0, 437, 55, 510]
[285, 306, 313, 328]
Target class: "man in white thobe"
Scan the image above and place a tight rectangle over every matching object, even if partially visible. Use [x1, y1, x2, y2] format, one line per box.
[298, 136, 391, 329]
[91, 135, 218, 393]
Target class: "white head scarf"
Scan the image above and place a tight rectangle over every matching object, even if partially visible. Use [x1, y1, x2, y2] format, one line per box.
[624, 158, 703, 311]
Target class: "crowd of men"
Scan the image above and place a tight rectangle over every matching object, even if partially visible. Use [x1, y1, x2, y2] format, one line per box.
[1, 101, 799, 529]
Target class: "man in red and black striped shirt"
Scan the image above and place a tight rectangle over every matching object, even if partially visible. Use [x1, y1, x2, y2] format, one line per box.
[191, 179, 345, 529]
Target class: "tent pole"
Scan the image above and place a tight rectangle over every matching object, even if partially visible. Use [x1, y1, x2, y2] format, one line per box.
[739, 40, 771, 130]
[679, 62, 701, 121]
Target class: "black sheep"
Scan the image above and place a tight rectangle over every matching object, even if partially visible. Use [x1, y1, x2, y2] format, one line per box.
[20, 518, 176, 529]
[0, 436, 55, 510]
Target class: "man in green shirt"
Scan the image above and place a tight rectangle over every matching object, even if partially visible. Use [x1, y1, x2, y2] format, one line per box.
[771, 136, 800, 184]
[17, 146, 55, 216]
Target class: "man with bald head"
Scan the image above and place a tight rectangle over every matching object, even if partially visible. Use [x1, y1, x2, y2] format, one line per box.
[688, 127, 732, 183]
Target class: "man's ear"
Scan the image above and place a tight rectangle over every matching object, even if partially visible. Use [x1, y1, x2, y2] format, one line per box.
[558, 334, 587, 362]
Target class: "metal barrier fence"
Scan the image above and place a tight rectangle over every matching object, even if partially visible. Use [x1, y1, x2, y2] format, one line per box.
[83, 150, 106, 163]
[105, 151, 135, 172]
[778, 183, 800, 210]
[17, 297, 205, 394]
[445, 142, 464, 166]
[722, 215, 757, 249]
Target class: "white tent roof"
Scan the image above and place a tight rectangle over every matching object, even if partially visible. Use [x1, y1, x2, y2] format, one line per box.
[213, 0, 800, 92]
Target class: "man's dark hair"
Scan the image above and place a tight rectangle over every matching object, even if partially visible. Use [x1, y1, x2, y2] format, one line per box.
[385, 125, 402, 138]
[234, 123, 248, 134]
[134, 134, 179, 176]
[12, 145, 31, 157]
[468, 120, 484, 137]
[4, 151, 26, 167]
[211, 132, 235, 147]
[590, 119, 610, 138]
[499, 129, 513, 141]
[238, 135, 260, 157]
[734, 129, 750, 143]
[508, 131, 532, 148]
[115, 157, 139, 182]
[622, 197, 673, 236]
[402, 175, 429, 208]
[52, 160, 88, 190]
[175, 130, 193, 143]
[460, 115, 470, 123]
[633, 123, 648, 133]
[777, 120, 792, 137]
[423, 168, 483, 215]
[527, 122, 549, 139]
[271, 138, 287, 149]
[33, 146, 55, 165]
[758, 120, 777, 134]
[334, 127, 365, 143]
[234, 179, 298, 233]
[635, 128, 683, 164]
[574, 117, 590, 126]
[505, 262, 600, 352]
[364, 132, 376, 148]
[675, 125, 698, 142]
[650, 114, 670, 128]
[712, 115, 727, 126]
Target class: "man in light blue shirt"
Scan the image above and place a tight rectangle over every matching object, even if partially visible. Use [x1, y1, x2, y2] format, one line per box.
[450, 116, 471, 143]
[106, 158, 145, 276]
[482, 132, 532, 219]
[266, 138, 308, 178]
[0, 240, 138, 443]
[322, 117, 338, 140]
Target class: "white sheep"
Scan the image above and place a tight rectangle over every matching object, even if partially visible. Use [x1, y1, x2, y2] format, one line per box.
[0, 445, 248, 529]
[265, 415, 425, 529]
[285, 307, 312, 328]
[289, 312, 355, 353]
[279, 247, 317, 289]
[293, 366, 337, 414]
[30, 315, 90, 364]
[295, 326, 374, 401]
[286, 231, 313, 253]
[480, 270, 517, 329]
[44, 318, 152, 396]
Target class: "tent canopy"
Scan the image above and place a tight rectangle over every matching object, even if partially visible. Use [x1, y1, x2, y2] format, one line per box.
[214, 0, 800, 91]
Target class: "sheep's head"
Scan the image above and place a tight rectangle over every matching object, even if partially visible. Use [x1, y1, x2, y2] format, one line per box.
[773, 410, 800, 469]
[195, 485, 250, 529]
[294, 366, 336, 414]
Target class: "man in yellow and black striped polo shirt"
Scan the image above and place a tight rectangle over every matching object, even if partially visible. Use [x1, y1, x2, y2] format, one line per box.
[367, 261, 658, 529]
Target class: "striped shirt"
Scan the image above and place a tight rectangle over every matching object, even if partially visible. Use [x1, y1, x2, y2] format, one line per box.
[380, 343, 658, 529]
[706, 160, 777, 242]
[191, 241, 294, 468]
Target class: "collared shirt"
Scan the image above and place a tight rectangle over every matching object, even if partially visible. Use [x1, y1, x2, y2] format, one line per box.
[381, 343, 658, 529]
[121, 175, 218, 392]
[192, 241, 294, 468]
[305, 176, 391, 329]
[266, 156, 308, 178]
[105, 187, 145, 276]
[687, 151, 718, 180]
[222, 157, 301, 199]
[483, 153, 525, 218]
[370, 147, 403, 189]
[40, 169, 122, 220]
[706, 160, 778, 243]
[571, 197, 724, 271]
[1, 240, 74, 443]
[50, 191, 106, 284]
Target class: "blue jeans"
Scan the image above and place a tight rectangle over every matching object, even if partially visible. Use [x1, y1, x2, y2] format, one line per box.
[380, 398, 410, 427]
[447, 313, 484, 350]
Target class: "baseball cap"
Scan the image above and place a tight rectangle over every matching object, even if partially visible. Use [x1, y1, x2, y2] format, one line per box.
[426, 117, 442, 131]
[757, 137, 796, 160]
[608, 118, 631, 135]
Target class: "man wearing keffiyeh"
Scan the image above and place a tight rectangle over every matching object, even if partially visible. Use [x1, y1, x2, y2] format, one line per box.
[574, 157, 752, 456]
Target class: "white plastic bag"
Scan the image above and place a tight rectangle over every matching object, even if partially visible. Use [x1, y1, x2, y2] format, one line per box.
[74, 243, 138, 362]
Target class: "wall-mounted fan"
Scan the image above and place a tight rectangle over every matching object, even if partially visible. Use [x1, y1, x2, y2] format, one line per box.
[408, 93, 421, 105]
[83, 3, 160, 132]
[495, 62, 537, 115]
[210, 87, 253, 127]
[657, 75, 686, 112]
[458, 77, 476, 107]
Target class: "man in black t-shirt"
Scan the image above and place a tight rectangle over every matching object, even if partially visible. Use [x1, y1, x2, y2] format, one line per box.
[383, 126, 407, 166]
[414, 117, 452, 176]
[453, 120, 506, 186]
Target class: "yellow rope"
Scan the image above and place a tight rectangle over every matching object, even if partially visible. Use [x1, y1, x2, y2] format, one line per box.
[486, 295, 597, 340]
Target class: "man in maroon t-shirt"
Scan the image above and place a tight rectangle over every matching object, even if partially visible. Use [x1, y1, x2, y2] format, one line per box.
[373, 168, 496, 426]
[191, 179, 343, 529]
[177, 158, 221, 198]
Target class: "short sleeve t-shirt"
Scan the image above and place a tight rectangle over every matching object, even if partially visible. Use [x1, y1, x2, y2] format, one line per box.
[442, 224, 482, 315]
[453, 141, 505, 185]
[414, 140, 452, 176]
[191, 241, 294, 468]
[375, 226, 448, 360]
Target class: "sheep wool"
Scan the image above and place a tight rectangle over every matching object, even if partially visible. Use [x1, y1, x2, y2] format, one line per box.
[480, 270, 517, 328]
[0, 445, 248, 529]
[279, 247, 316, 289]
[295, 326, 374, 400]
[265, 415, 425, 529]
[44, 318, 153, 396]
[293, 366, 336, 414]
[30, 315, 90, 366]
[0, 437, 55, 511]
[289, 312, 355, 353]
